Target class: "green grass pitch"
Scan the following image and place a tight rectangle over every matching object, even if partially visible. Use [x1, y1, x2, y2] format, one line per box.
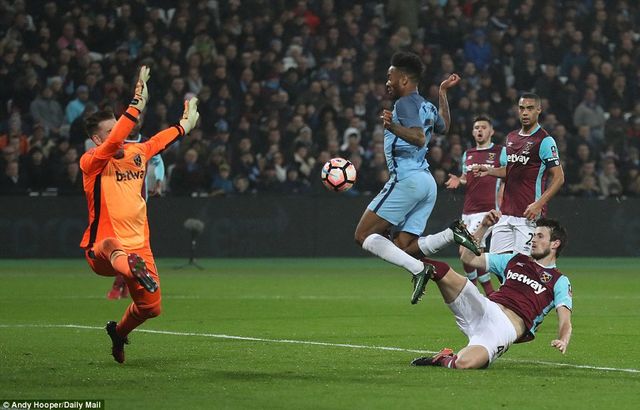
[1, 258, 639, 409]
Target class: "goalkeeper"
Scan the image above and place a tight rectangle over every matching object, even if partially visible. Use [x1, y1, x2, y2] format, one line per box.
[79, 65, 200, 363]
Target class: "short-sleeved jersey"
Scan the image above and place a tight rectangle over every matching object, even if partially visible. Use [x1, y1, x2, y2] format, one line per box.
[461, 143, 507, 214]
[501, 125, 560, 217]
[80, 107, 183, 251]
[486, 252, 572, 342]
[385, 91, 445, 181]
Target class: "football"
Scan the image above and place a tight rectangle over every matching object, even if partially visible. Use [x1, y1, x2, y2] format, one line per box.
[321, 157, 357, 192]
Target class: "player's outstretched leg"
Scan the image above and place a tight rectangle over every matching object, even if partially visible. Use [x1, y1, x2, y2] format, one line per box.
[105, 320, 129, 363]
[411, 263, 434, 304]
[127, 253, 158, 293]
[411, 348, 457, 368]
[449, 220, 481, 256]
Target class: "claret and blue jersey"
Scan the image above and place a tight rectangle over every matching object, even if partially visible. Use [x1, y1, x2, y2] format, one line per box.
[485, 253, 572, 343]
[384, 91, 445, 181]
[502, 125, 561, 217]
[461, 143, 507, 213]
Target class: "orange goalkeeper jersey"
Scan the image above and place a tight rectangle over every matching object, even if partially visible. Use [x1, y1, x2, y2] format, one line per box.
[80, 107, 184, 250]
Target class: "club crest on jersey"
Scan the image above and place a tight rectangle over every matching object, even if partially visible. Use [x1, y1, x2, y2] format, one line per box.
[521, 141, 534, 155]
[488, 152, 495, 161]
[133, 154, 142, 167]
[539, 272, 553, 283]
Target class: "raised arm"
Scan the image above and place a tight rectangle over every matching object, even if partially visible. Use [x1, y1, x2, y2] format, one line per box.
[141, 98, 200, 159]
[438, 74, 461, 133]
[551, 306, 572, 354]
[94, 66, 151, 159]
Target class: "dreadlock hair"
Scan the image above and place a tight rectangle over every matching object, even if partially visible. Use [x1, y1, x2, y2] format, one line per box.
[390, 51, 424, 84]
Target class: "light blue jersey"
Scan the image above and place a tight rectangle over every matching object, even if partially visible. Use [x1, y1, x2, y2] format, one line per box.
[369, 91, 444, 234]
[384, 92, 445, 181]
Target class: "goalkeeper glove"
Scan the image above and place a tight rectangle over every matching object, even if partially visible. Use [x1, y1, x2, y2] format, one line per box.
[130, 65, 151, 112]
[179, 97, 200, 134]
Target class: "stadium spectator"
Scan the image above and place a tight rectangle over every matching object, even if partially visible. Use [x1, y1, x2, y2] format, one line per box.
[598, 159, 623, 198]
[65, 85, 90, 124]
[573, 88, 606, 144]
[169, 148, 208, 196]
[0, 160, 29, 195]
[23, 147, 51, 192]
[29, 87, 65, 138]
[0, 0, 638, 200]
[56, 162, 83, 195]
[464, 29, 492, 72]
[210, 163, 234, 197]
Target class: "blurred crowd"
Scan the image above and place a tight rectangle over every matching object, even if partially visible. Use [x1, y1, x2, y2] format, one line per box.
[1, 0, 639, 198]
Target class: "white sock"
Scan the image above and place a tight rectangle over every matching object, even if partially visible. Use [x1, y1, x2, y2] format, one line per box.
[362, 233, 424, 275]
[417, 228, 454, 256]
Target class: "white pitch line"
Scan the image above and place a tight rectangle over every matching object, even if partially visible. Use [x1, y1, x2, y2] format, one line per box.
[2, 324, 639, 374]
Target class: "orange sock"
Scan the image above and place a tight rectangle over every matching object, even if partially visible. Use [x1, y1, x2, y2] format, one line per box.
[109, 250, 131, 279]
[116, 303, 145, 337]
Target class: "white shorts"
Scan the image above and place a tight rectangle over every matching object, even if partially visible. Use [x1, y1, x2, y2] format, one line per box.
[447, 281, 518, 363]
[489, 215, 536, 255]
[462, 212, 493, 248]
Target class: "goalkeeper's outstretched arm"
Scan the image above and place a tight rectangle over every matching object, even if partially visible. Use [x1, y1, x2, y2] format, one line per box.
[95, 66, 151, 157]
[142, 97, 200, 158]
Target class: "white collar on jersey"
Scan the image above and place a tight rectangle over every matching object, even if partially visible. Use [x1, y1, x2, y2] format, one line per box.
[534, 260, 557, 269]
[475, 143, 494, 150]
[518, 124, 541, 136]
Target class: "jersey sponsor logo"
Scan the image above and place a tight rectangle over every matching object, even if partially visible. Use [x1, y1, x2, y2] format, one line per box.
[134, 154, 142, 167]
[507, 153, 531, 165]
[506, 269, 547, 294]
[115, 169, 145, 182]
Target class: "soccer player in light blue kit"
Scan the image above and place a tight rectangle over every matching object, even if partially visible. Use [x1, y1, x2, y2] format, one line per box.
[355, 52, 478, 304]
